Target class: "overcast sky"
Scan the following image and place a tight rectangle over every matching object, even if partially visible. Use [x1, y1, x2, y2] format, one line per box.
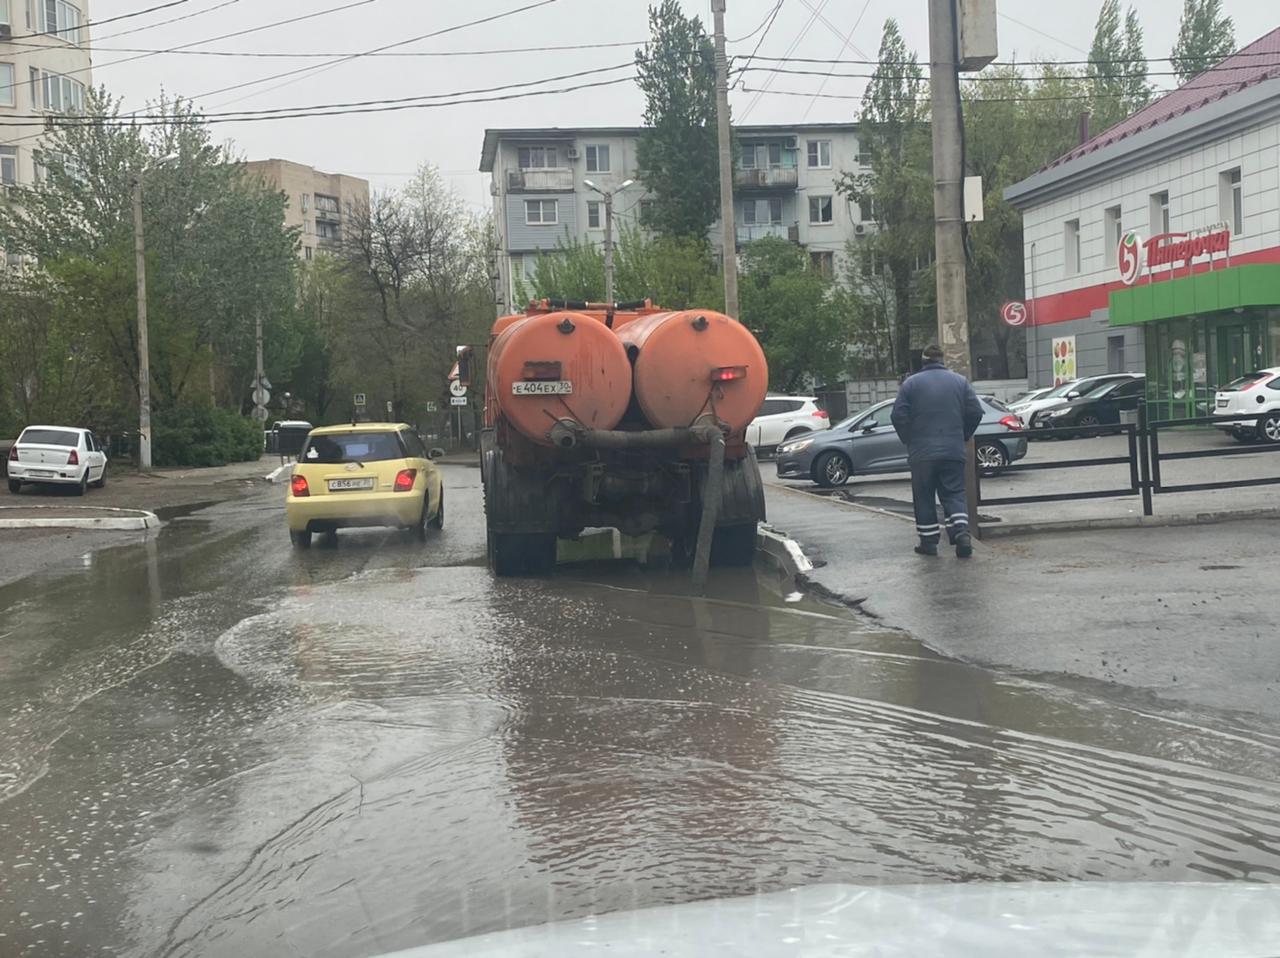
[90, 0, 1276, 212]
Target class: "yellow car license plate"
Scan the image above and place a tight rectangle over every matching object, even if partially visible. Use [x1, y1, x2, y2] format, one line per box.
[327, 477, 375, 491]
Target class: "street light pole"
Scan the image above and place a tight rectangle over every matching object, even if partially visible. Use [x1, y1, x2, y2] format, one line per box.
[131, 174, 153, 471]
[711, 0, 739, 319]
[584, 178, 633, 305]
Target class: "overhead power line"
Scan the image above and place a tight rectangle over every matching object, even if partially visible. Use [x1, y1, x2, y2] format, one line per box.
[4, 0, 199, 41]
[9, 39, 647, 58]
[736, 0, 785, 73]
[737, 62, 1280, 83]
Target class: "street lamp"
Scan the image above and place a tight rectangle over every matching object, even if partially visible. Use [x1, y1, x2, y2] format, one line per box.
[583, 178, 634, 306]
[130, 153, 178, 470]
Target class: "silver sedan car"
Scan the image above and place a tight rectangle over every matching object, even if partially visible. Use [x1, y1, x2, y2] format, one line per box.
[775, 397, 1028, 487]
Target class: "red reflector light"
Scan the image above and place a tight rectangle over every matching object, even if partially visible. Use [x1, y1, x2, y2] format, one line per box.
[711, 366, 747, 382]
[999, 415, 1024, 431]
[393, 468, 417, 492]
[290, 474, 310, 497]
[67, 449, 79, 466]
[522, 361, 562, 381]
[7, 446, 17, 461]
[813, 409, 829, 419]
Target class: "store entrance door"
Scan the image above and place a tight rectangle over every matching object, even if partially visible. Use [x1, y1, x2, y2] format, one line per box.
[1217, 323, 1265, 384]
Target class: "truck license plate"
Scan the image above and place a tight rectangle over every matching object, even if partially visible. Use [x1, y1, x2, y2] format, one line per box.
[328, 478, 375, 491]
[512, 381, 573, 395]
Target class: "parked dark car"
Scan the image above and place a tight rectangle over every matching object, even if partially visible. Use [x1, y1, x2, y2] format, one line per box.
[1032, 376, 1146, 436]
[775, 396, 1028, 487]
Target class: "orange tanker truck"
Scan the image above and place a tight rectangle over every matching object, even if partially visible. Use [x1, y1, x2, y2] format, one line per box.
[480, 299, 768, 577]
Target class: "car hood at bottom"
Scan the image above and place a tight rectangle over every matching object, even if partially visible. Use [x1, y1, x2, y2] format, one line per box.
[378, 881, 1280, 957]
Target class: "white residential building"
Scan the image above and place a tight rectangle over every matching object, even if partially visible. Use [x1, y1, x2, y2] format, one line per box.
[478, 124, 872, 313]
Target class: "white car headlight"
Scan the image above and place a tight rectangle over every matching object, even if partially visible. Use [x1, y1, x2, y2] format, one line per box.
[781, 438, 814, 454]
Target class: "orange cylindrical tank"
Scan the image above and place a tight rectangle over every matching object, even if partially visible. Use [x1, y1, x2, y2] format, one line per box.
[616, 310, 768, 433]
[488, 311, 632, 445]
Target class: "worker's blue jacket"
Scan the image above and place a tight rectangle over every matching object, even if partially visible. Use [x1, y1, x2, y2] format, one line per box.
[890, 362, 984, 464]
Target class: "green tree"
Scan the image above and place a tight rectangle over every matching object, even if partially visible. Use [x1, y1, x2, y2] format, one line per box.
[1086, 1, 1149, 130]
[836, 19, 933, 375]
[526, 235, 605, 302]
[738, 237, 846, 392]
[1171, 0, 1235, 83]
[1121, 9, 1152, 111]
[634, 0, 719, 239]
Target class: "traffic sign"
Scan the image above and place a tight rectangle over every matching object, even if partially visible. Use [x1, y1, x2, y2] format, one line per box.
[354, 392, 367, 407]
[449, 380, 468, 398]
[252, 386, 270, 406]
[450, 396, 468, 406]
[425, 401, 438, 412]
[258, 376, 272, 391]
[1000, 301, 1028, 327]
[251, 405, 270, 423]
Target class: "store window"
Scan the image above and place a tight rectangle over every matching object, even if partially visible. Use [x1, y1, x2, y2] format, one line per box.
[1064, 219, 1081, 275]
[1107, 335, 1126, 374]
[1149, 191, 1169, 234]
[1220, 168, 1243, 234]
[1104, 205, 1122, 252]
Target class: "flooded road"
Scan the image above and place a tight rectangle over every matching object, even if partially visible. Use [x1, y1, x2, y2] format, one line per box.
[3, 465, 1280, 957]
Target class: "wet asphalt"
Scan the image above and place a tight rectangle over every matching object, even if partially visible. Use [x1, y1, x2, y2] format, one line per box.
[3, 465, 1280, 957]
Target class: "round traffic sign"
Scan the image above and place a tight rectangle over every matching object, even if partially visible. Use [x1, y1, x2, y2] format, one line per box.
[449, 380, 467, 398]
[251, 405, 270, 423]
[252, 386, 271, 406]
[1000, 301, 1028, 327]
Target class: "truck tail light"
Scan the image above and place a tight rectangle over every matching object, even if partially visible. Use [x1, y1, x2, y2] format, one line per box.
[522, 361, 562, 381]
[394, 468, 417, 492]
[711, 366, 747, 382]
[291, 474, 310, 497]
[67, 449, 79, 466]
[999, 415, 1024, 431]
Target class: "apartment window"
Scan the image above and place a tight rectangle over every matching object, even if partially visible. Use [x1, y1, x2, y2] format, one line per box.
[741, 200, 756, 225]
[1064, 219, 1081, 275]
[315, 193, 339, 214]
[741, 143, 783, 170]
[1104, 205, 1122, 252]
[806, 139, 832, 169]
[1149, 191, 1169, 234]
[587, 200, 601, 229]
[858, 197, 878, 223]
[0, 147, 16, 185]
[810, 250, 834, 277]
[300, 193, 310, 212]
[304, 246, 313, 261]
[584, 144, 610, 173]
[639, 199, 656, 224]
[860, 248, 879, 278]
[0, 0, 10, 26]
[0, 64, 13, 108]
[41, 0, 83, 45]
[315, 220, 339, 240]
[808, 195, 833, 224]
[303, 220, 312, 235]
[525, 198, 558, 225]
[1220, 168, 1243, 234]
[767, 197, 782, 224]
[41, 72, 84, 113]
[517, 146, 557, 169]
[29, 67, 39, 109]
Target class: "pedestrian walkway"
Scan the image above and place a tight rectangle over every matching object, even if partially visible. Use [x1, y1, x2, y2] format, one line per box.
[763, 481, 1280, 720]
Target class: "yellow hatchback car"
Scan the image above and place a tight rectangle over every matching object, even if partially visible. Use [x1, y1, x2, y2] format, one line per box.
[285, 422, 444, 548]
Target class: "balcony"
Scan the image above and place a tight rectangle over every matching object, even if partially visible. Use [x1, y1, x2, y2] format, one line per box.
[734, 166, 799, 192]
[506, 168, 575, 192]
[736, 223, 792, 244]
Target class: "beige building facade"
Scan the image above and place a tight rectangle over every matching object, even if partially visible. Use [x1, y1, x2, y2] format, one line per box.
[243, 158, 370, 261]
[0, 0, 94, 189]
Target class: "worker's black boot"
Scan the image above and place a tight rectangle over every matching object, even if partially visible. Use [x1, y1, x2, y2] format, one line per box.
[914, 540, 938, 557]
[955, 533, 973, 559]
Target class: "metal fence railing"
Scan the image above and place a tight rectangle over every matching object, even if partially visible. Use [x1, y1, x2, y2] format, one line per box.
[977, 402, 1280, 521]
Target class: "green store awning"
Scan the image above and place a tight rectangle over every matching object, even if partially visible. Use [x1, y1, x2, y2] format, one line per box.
[1109, 263, 1280, 326]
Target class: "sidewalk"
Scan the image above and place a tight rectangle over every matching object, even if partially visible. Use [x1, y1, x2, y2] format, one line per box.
[763, 481, 1280, 722]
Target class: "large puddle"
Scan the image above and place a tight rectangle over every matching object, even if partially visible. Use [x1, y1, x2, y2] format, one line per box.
[2, 493, 1280, 956]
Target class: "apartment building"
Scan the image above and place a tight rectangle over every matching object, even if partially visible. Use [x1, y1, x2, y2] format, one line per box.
[242, 159, 370, 262]
[0, 0, 93, 189]
[478, 124, 871, 313]
[1006, 26, 1280, 418]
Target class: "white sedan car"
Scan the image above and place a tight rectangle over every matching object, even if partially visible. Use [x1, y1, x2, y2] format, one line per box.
[1213, 367, 1280, 443]
[7, 425, 108, 495]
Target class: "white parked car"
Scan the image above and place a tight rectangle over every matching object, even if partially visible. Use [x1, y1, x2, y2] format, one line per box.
[746, 395, 830, 453]
[1213, 367, 1280, 443]
[7, 425, 108, 495]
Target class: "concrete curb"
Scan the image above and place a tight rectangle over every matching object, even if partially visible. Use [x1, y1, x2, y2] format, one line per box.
[0, 505, 160, 531]
[983, 506, 1280, 538]
[755, 522, 814, 578]
[265, 463, 293, 484]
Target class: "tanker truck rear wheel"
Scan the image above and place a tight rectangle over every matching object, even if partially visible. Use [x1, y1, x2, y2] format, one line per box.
[488, 530, 556, 577]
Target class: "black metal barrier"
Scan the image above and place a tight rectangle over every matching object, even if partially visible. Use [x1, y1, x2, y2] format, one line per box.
[975, 402, 1280, 519]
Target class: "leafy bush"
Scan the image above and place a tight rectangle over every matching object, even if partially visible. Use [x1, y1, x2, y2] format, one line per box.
[153, 406, 263, 467]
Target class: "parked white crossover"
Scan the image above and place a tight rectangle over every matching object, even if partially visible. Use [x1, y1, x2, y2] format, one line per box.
[1213, 367, 1280, 443]
[7, 426, 108, 495]
[746, 395, 830, 452]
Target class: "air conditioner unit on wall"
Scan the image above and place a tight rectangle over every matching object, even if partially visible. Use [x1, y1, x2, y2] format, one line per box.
[567, 147, 580, 160]
[0, 24, 12, 38]
[854, 224, 866, 235]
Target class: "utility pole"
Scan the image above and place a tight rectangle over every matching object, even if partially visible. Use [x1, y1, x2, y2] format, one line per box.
[584, 178, 633, 305]
[131, 174, 153, 471]
[711, 0, 738, 319]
